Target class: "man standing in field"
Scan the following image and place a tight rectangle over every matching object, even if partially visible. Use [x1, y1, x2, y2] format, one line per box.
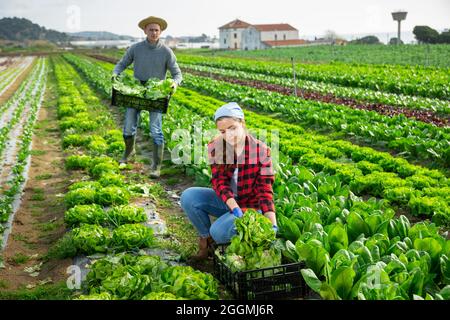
[112, 16, 182, 178]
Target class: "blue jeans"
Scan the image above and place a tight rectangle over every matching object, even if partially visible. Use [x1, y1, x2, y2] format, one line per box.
[123, 107, 164, 145]
[180, 187, 237, 244]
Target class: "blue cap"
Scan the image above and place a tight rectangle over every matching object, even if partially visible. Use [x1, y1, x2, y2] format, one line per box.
[214, 102, 244, 122]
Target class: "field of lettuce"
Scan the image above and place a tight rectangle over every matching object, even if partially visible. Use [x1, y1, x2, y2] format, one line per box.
[187, 44, 450, 68]
[0, 45, 449, 300]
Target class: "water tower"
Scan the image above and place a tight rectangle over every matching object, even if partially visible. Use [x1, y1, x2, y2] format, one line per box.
[391, 10, 408, 44]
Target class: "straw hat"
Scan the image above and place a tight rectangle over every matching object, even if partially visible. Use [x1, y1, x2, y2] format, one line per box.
[138, 16, 167, 31]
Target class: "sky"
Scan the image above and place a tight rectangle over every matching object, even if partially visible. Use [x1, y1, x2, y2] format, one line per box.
[0, 0, 449, 39]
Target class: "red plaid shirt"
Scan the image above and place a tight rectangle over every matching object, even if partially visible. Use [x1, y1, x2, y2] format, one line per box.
[208, 134, 275, 213]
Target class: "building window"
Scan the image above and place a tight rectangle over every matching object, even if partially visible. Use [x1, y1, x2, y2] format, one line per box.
[234, 33, 237, 39]
[283, 34, 286, 40]
[224, 38, 226, 44]
[274, 34, 277, 40]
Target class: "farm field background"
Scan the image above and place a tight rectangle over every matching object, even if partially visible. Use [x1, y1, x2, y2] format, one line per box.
[182, 44, 450, 68]
[0, 43, 449, 301]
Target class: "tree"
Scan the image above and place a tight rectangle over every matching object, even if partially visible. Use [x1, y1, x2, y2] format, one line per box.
[349, 35, 381, 45]
[438, 30, 450, 44]
[413, 26, 440, 44]
[389, 37, 403, 45]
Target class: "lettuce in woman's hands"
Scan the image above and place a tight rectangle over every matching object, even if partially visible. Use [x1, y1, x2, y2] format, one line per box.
[218, 209, 281, 272]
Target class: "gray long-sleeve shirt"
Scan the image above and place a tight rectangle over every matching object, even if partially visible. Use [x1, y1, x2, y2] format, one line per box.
[113, 38, 182, 85]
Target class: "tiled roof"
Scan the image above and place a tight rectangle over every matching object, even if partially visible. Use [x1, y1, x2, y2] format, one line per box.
[263, 39, 307, 47]
[219, 20, 298, 32]
[219, 19, 252, 29]
[253, 24, 297, 31]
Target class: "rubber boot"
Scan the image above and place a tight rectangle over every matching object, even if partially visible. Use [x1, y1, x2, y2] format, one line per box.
[189, 236, 214, 261]
[149, 142, 164, 178]
[119, 136, 136, 164]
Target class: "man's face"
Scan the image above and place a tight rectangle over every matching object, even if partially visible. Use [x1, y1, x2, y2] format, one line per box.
[145, 23, 161, 43]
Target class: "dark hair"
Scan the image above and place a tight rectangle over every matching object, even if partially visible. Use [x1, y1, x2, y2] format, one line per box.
[215, 116, 246, 127]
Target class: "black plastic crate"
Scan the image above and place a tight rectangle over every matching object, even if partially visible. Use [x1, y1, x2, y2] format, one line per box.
[111, 87, 170, 113]
[213, 244, 310, 300]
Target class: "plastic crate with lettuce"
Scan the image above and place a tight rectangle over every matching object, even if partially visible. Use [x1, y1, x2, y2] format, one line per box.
[112, 73, 175, 100]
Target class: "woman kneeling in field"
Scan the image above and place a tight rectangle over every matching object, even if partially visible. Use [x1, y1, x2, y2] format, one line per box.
[181, 102, 277, 261]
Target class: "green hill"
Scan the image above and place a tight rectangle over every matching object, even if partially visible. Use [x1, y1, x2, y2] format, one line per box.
[0, 17, 69, 43]
[68, 31, 135, 41]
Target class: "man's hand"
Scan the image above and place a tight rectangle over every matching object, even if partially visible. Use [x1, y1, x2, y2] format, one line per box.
[170, 81, 178, 93]
[111, 74, 118, 82]
[231, 207, 243, 218]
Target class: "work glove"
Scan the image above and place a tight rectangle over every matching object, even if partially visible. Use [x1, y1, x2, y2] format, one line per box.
[231, 207, 243, 218]
[111, 73, 118, 82]
[170, 81, 178, 93]
[272, 225, 278, 234]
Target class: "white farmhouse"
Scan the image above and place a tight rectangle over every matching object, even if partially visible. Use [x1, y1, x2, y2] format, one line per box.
[219, 19, 306, 50]
[218, 19, 252, 49]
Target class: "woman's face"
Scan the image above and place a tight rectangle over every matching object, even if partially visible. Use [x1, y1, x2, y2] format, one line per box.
[216, 117, 245, 146]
